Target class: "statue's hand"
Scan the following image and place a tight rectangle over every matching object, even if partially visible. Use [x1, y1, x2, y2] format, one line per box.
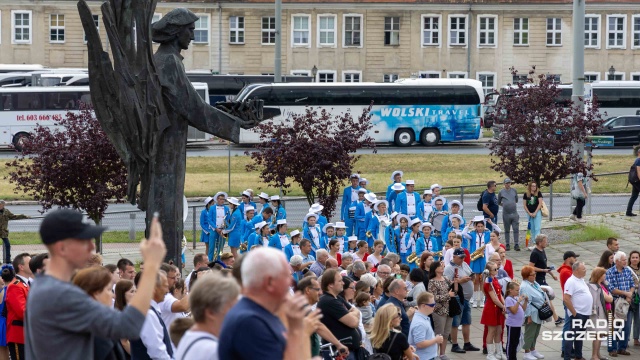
[237, 118, 261, 130]
[216, 98, 264, 129]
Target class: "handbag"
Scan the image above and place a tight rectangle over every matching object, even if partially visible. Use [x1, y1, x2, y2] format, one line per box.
[370, 332, 397, 360]
[540, 200, 549, 217]
[570, 175, 584, 200]
[532, 301, 553, 321]
[615, 297, 630, 319]
[448, 282, 463, 317]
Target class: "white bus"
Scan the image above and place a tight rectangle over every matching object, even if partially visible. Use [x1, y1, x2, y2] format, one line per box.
[234, 79, 485, 146]
[0, 64, 46, 73]
[0, 83, 213, 150]
[590, 81, 640, 118]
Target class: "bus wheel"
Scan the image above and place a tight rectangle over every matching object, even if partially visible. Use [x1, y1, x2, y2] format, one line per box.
[12, 132, 31, 152]
[394, 128, 414, 147]
[420, 128, 440, 146]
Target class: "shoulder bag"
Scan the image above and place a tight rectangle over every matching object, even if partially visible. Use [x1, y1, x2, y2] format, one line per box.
[540, 198, 549, 217]
[370, 332, 396, 360]
[530, 283, 553, 320]
[448, 282, 463, 317]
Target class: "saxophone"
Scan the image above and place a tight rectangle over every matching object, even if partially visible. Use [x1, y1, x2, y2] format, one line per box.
[406, 252, 418, 263]
[470, 245, 486, 261]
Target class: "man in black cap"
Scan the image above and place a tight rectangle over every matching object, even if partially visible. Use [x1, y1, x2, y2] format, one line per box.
[558, 250, 579, 358]
[444, 248, 479, 353]
[25, 209, 167, 360]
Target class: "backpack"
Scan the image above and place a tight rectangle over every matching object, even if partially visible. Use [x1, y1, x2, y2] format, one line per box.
[477, 190, 486, 211]
[629, 165, 640, 185]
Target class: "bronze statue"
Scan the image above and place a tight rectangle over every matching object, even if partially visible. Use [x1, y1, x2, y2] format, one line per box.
[77, 1, 262, 265]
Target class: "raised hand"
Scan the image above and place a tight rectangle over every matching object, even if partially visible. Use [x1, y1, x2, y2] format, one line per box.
[140, 215, 166, 265]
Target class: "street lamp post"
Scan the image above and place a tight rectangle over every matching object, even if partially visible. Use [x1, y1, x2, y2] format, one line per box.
[608, 65, 616, 80]
[311, 65, 318, 82]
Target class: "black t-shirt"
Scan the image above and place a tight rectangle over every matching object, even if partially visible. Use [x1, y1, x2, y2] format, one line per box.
[523, 191, 543, 214]
[317, 294, 362, 350]
[374, 331, 410, 360]
[482, 190, 499, 217]
[530, 248, 548, 285]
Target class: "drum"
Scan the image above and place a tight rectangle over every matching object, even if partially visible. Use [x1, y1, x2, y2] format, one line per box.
[431, 213, 446, 235]
[348, 206, 356, 220]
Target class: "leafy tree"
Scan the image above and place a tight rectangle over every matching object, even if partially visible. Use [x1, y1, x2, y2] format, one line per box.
[6, 106, 127, 224]
[246, 106, 376, 217]
[488, 67, 605, 187]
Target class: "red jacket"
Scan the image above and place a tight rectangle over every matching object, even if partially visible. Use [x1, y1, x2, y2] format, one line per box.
[6, 277, 29, 344]
[503, 259, 514, 279]
[558, 264, 573, 292]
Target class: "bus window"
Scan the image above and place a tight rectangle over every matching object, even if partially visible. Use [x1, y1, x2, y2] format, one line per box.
[45, 92, 80, 110]
[1, 95, 13, 111]
[454, 87, 482, 105]
[14, 93, 44, 110]
[79, 93, 92, 108]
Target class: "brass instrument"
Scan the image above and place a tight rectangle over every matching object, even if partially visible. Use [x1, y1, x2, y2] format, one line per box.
[239, 242, 248, 251]
[412, 254, 421, 264]
[470, 245, 486, 261]
[366, 230, 372, 238]
[406, 252, 418, 263]
[431, 251, 443, 258]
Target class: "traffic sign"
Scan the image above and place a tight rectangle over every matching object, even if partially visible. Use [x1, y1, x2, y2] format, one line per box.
[586, 135, 614, 147]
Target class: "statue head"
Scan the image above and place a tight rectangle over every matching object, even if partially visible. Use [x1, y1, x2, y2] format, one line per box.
[152, 8, 199, 49]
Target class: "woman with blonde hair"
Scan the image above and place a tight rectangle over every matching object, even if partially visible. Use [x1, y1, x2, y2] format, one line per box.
[523, 182, 544, 241]
[370, 303, 418, 360]
[519, 265, 548, 360]
[587, 267, 613, 360]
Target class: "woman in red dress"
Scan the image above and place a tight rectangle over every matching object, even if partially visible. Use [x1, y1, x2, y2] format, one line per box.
[481, 261, 506, 360]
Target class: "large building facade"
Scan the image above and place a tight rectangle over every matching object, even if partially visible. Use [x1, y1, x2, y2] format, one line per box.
[1, 0, 640, 90]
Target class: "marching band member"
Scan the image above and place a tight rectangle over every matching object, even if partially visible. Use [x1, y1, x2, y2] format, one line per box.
[284, 230, 303, 261]
[207, 192, 229, 261]
[320, 223, 336, 250]
[395, 214, 411, 256]
[388, 183, 405, 211]
[363, 193, 378, 247]
[430, 184, 449, 211]
[250, 206, 273, 229]
[395, 180, 420, 219]
[239, 206, 255, 253]
[462, 216, 501, 308]
[428, 197, 448, 252]
[345, 236, 359, 254]
[386, 170, 405, 205]
[238, 190, 257, 220]
[341, 174, 361, 236]
[270, 195, 287, 225]
[416, 222, 438, 259]
[268, 219, 290, 251]
[222, 197, 243, 259]
[302, 213, 322, 256]
[200, 196, 214, 256]
[257, 192, 271, 215]
[440, 200, 466, 236]
[443, 214, 464, 246]
[334, 222, 348, 253]
[401, 218, 421, 268]
[417, 190, 434, 221]
[385, 211, 400, 254]
[356, 191, 375, 245]
[247, 221, 270, 250]
[308, 203, 328, 231]
[359, 178, 371, 193]
[366, 200, 388, 245]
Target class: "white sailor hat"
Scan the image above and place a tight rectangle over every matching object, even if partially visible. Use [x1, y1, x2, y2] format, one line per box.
[364, 193, 377, 203]
[421, 222, 435, 231]
[423, 190, 433, 196]
[304, 212, 318, 222]
[397, 214, 411, 224]
[270, 195, 281, 201]
[433, 196, 446, 204]
[449, 214, 463, 223]
[409, 218, 422, 227]
[227, 197, 240, 206]
[255, 221, 268, 229]
[348, 235, 358, 242]
[358, 188, 368, 194]
[290, 230, 301, 238]
[244, 206, 255, 213]
[323, 223, 335, 233]
[276, 219, 287, 225]
[241, 190, 251, 198]
[430, 184, 442, 190]
[389, 211, 399, 220]
[406, 180, 415, 185]
[258, 192, 270, 200]
[359, 178, 370, 186]
[350, 173, 361, 180]
[391, 183, 405, 191]
[374, 200, 389, 212]
[390, 170, 403, 181]
[471, 215, 486, 224]
[214, 192, 228, 200]
[450, 200, 463, 210]
[203, 196, 214, 205]
[309, 203, 324, 213]
[335, 222, 347, 229]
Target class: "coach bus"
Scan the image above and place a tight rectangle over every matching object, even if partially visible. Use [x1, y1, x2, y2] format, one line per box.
[234, 78, 485, 146]
[0, 83, 212, 151]
[590, 81, 640, 118]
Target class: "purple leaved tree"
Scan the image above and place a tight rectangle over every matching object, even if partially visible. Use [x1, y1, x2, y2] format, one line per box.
[247, 106, 376, 218]
[489, 67, 605, 187]
[6, 106, 127, 225]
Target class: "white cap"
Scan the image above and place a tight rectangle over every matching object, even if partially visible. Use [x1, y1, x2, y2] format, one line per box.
[323, 223, 335, 233]
[348, 235, 358, 242]
[227, 197, 240, 206]
[350, 173, 361, 181]
[203, 196, 214, 205]
[421, 222, 435, 231]
[335, 222, 347, 229]
[406, 180, 415, 185]
[409, 218, 422, 227]
[450, 200, 463, 210]
[242, 190, 252, 198]
[258, 192, 270, 200]
[364, 193, 377, 203]
[277, 219, 287, 225]
[472, 215, 486, 224]
[309, 203, 324, 213]
[390, 170, 403, 181]
[389, 211, 399, 220]
[270, 195, 281, 201]
[254, 221, 268, 229]
[290, 230, 301, 238]
[391, 183, 405, 191]
[304, 213, 318, 222]
[374, 200, 389, 212]
[397, 214, 411, 224]
[450, 214, 463, 223]
[214, 191, 228, 200]
[359, 178, 370, 186]
[423, 190, 433, 195]
[430, 184, 441, 190]
[244, 206, 255, 213]
[433, 196, 446, 204]
[358, 188, 368, 194]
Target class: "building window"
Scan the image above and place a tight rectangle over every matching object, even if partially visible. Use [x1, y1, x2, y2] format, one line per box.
[317, 71, 336, 83]
[50, 14, 65, 43]
[318, 15, 336, 46]
[343, 15, 362, 47]
[477, 73, 496, 95]
[448, 15, 467, 46]
[383, 74, 399, 82]
[152, 13, 161, 24]
[607, 15, 626, 49]
[12, 10, 32, 44]
[546, 74, 561, 83]
[448, 72, 467, 79]
[631, 73, 640, 81]
[478, 16, 497, 47]
[194, 15, 209, 44]
[292, 70, 311, 76]
[419, 71, 440, 79]
[512, 74, 528, 84]
[607, 72, 624, 81]
[584, 73, 600, 83]
[385, 17, 400, 45]
[513, 18, 529, 46]
[546, 18, 562, 46]
[343, 71, 361, 82]
[422, 15, 440, 46]
[229, 16, 244, 44]
[262, 17, 276, 44]
[292, 15, 310, 46]
[633, 15, 640, 48]
[584, 15, 600, 48]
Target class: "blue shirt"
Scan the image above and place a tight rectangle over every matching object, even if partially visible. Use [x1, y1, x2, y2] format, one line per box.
[606, 266, 636, 296]
[409, 312, 438, 360]
[218, 297, 286, 360]
[482, 190, 499, 218]
[387, 296, 410, 336]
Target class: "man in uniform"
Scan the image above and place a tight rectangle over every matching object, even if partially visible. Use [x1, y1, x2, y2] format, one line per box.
[341, 174, 361, 236]
[396, 180, 420, 219]
[6, 253, 32, 359]
[207, 192, 229, 261]
[0, 201, 29, 264]
[386, 170, 405, 206]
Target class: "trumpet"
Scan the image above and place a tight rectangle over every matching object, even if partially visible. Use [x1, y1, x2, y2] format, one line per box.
[366, 230, 372, 238]
[470, 245, 486, 261]
[406, 252, 418, 263]
[431, 251, 443, 258]
[239, 242, 248, 251]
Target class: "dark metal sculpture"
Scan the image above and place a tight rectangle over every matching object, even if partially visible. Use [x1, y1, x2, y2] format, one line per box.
[77, 1, 262, 265]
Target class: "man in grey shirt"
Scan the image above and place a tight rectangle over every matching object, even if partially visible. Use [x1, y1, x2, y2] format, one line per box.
[25, 209, 167, 360]
[497, 178, 520, 251]
[444, 248, 479, 353]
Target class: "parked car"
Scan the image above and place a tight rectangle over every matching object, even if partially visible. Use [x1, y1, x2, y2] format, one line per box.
[594, 115, 640, 146]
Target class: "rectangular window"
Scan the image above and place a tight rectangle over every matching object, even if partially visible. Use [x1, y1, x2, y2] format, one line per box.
[84, 14, 99, 43]
[229, 16, 244, 44]
[477, 73, 496, 95]
[12, 10, 32, 44]
[262, 17, 276, 44]
[292, 70, 311, 76]
[50, 14, 65, 43]
[546, 74, 561, 83]
[383, 74, 399, 82]
[385, 17, 400, 45]
[422, 15, 440, 46]
[448, 72, 467, 79]
[633, 15, 640, 48]
[343, 15, 362, 47]
[317, 71, 336, 83]
[478, 16, 497, 46]
[632, 74, 640, 81]
[513, 18, 529, 45]
[343, 71, 361, 82]
[512, 74, 528, 84]
[292, 15, 310, 46]
[419, 71, 440, 79]
[584, 73, 600, 83]
[194, 15, 209, 44]
[318, 15, 336, 46]
[584, 15, 600, 48]
[607, 15, 626, 48]
[449, 15, 467, 46]
[607, 73, 624, 81]
[546, 18, 562, 46]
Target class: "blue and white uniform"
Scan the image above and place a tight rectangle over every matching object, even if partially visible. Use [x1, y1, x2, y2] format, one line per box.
[199, 207, 210, 243]
[224, 207, 243, 248]
[302, 223, 322, 256]
[238, 200, 257, 219]
[400, 231, 418, 267]
[463, 228, 491, 274]
[269, 232, 290, 251]
[395, 191, 421, 219]
[284, 241, 303, 261]
[341, 186, 361, 236]
[207, 204, 230, 261]
[417, 200, 434, 222]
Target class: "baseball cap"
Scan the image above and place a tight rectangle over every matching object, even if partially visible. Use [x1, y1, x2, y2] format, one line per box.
[453, 248, 466, 257]
[504, 178, 512, 183]
[563, 251, 580, 260]
[39, 209, 106, 245]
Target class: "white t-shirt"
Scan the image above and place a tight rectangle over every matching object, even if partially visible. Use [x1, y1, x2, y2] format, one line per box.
[443, 248, 454, 266]
[175, 330, 218, 360]
[158, 293, 186, 328]
[563, 275, 594, 316]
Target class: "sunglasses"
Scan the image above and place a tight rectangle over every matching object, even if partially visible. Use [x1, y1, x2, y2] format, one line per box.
[395, 312, 402, 319]
[420, 303, 436, 308]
